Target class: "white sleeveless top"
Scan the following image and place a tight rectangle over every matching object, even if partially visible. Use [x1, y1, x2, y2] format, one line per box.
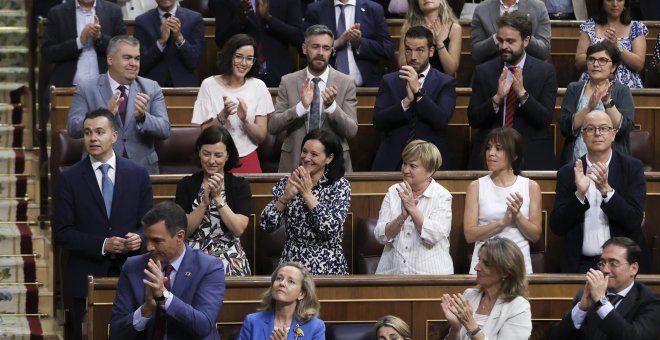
[469, 175, 533, 274]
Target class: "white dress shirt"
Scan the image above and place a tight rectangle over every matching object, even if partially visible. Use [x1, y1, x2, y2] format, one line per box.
[74, 0, 100, 85]
[580, 150, 614, 256]
[571, 280, 634, 329]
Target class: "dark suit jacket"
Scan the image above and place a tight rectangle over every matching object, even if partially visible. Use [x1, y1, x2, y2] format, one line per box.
[52, 156, 153, 299]
[211, 0, 304, 87]
[304, 0, 394, 87]
[42, 0, 126, 86]
[109, 246, 225, 340]
[549, 151, 649, 273]
[133, 6, 204, 87]
[550, 282, 660, 339]
[467, 55, 558, 170]
[372, 67, 456, 170]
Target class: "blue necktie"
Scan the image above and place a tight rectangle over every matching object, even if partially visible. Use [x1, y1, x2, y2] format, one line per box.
[335, 4, 349, 74]
[309, 77, 321, 131]
[99, 163, 113, 218]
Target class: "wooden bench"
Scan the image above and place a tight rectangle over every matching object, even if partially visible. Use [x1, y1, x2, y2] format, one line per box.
[87, 274, 660, 340]
[49, 86, 660, 171]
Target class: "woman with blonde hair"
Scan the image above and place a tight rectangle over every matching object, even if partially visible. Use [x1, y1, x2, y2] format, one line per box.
[374, 315, 412, 340]
[239, 262, 325, 339]
[441, 237, 531, 340]
[397, 0, 462, 75]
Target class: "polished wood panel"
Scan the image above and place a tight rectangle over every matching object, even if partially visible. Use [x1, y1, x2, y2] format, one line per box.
[87, 275, 660, 340]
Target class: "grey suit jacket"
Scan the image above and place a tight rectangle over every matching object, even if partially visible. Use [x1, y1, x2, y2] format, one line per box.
[67, 73, 171, 174]
[268, 67, 358, 173]
[470, 0, 551, 64]
[458, 288, 532, 339]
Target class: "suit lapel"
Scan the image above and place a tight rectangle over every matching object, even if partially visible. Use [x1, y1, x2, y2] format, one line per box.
[607, 151, 622, 190]
[83, 158, 109, 219]
[324, 0, 338, 33]
[488, 1, 500, 36]
[263, 311, 276, 339]
[171, 247, 193, 297]
[614, 282, 638, 320]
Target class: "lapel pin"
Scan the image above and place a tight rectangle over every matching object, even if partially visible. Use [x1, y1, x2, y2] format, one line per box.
[361, 7, 365, 12]
[185, 272, 192, 277]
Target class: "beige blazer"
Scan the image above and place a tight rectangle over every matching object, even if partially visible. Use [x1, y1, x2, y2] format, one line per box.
[268, 67, 358, 173]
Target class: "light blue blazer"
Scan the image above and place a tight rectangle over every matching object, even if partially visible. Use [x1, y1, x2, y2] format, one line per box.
[238, 310, 325, 340]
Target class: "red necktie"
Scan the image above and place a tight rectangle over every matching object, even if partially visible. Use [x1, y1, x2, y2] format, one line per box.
[151, 265, 174, 340]
[118, 85, 128, 125]
[505, 89, 516, 128]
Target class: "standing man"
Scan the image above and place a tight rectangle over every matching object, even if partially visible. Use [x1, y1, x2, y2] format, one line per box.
[269, 24, 358, 172]
[550, 237, 660, 339]
[67, 35, 171, 174]
[470, 0, 550, 64]
[371, 26, 456, 171]
[53, 108, 154, 340]
[109, 202, 226, 340]
[211, 0, 304, 87]
[304, 0, 394, 87]
[467, 11, 557, 170]
[42, 0, 126, 87]
[550, 110, 649, 273]
[133, 0, 205, 87]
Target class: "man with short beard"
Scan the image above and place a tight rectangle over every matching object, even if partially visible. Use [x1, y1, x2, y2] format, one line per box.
[467, 11, 558, 170]
[269, 24, 358, 172]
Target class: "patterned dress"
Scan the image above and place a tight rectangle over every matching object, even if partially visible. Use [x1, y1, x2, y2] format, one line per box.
[259, 174, 351, 275]
[578, 19, 648, 88]
[651, 33, 660, 71]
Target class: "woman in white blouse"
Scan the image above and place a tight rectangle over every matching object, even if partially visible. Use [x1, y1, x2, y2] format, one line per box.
[374, 140, 453, 274]
[191, 33, 274, 173]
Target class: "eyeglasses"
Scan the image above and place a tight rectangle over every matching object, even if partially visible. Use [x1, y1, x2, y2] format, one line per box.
[597, 259, 629, 269]
[582, 126, 614, 136]
[233, 54, 256, 65]
[586, 56, 612, 66]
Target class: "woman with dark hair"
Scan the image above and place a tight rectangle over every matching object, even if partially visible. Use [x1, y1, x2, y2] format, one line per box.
[239, 262, 325, 339]
[560, 42, 635, 164]
[175, 126, 252, 276]
[575, 0, 647, 88]
[259, 129, 350, 275]
[374, 315, 412, 340]
[441, 237, 531, 340]
[191, 33, 274, 172]
[463, 128, 541, 274]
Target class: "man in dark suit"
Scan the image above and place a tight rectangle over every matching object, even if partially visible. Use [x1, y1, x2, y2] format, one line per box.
[371, 26, 456, 171]
[467, 11, 557, 170]
[67, 35, 171, 174]
[42, 0, 126, 87]
[133, 0, 204, 87]
[52, 108, 154, 340]
[550, 110, 649, 273]
[211, 0, 304, 87]
[550, 237, 660, 339]
[109, 201, 225, 340]
[304, 0, 394, 87]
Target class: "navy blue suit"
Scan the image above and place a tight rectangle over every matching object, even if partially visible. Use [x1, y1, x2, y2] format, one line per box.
[304, 0, 393, 87]
[109, 246, 226, 340]
[133, 6, 204, 87]
[211, 0, 304, 87]
[549, 151, 650, 273]
[239, 311, 325, 339]
[371, 67, 456, 171]
[467, 55, 558, 170]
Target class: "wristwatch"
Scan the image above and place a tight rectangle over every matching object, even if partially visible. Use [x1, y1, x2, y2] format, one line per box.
[154, 289, 171, 302]
[466, 326, 482, 338]
[603, 99, 615, 109]
[414, 87, 425, 100]
[595, 295, 608, 307]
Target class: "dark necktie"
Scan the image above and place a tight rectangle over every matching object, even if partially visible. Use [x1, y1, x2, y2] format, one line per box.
[335, 4, 349, 74]
[608, 293, 623, 307]
[504, 68, 516, 128]
[163, 12, 172, 19]
[117, 85, 128, 125]
[152, 265, 174, 340]
[406, 74, 424, 145]
[99, 163, 113, 218]
[309, 77, 321, 131]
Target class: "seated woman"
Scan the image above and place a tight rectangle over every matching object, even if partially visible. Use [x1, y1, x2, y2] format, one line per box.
[652, 32, 660, 77]
[239, 262, 325, 339]
[397, 0, 461, 75]
[441, 237, 531, 340]
[191, 33, 274, 173]
[464, 128, 541, 274]
[175, 126, 252, 276]
[560, 42, 634, 165]
[575, 0, 647, 88]
[259, 129, 350, 275]
[374, 315, 412, 340]
[374, 140, 453, 274]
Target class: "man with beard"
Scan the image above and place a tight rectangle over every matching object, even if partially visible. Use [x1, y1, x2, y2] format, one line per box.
[67, 35, 171, 174]
[467, 11, 558, 170]
[371, 26, 456, 171]
[269, 24, 358, 172]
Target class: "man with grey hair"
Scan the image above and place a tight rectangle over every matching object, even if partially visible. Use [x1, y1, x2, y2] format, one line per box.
[269, 24, 358, 172]
[67, 35, 171, 174]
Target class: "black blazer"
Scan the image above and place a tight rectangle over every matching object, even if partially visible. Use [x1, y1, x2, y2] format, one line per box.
[174, 171, 252, 218]
[467, 55, 558, 170]
[550, 282, 660, 339]
[42, 0, 126, 86]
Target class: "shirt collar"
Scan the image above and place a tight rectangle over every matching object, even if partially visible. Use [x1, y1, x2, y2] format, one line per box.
[334, 0, 356, 6]
[90, 152, 117, 171]
[585, 149, 613, 168]
[506, 52, 527, 70]
[167, 246, 186, 272]
[108, 75, 130, 92]
[612, 281, 635, 297]
[418, 63, 431, 79]
[157, 3, 178, 17]
[500, 0, 519, 10]
[306, 66, 330, 84]
[76, 0, 96, 10]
